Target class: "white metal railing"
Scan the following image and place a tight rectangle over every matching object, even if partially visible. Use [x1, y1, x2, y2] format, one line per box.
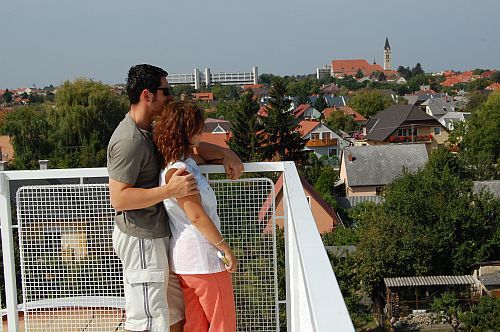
[0, 162, 353, 332]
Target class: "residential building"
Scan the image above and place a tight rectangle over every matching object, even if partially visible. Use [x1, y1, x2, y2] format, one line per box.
[421, 98, 458, 119]
[298, 120, 348, 159]
[486, 83, 500, 91]
[201, 118, 232, 148]
[192, 92, 214, 101]
[360, 105, 449, 151]
[339, 144, 428, 197]
[438, 111, 471, 131]
[322, 107, 367, 125]
[292, 104, 321, 120]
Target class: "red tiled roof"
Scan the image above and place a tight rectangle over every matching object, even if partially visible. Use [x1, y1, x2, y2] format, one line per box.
[332, 59, 384, 76]
[200, 132, 231, 148]
[297, 120, 320, 137]
[322, 107, 366, 122]
[243, 84, 265, 90]
[258, 105, 268, 117]
[486, 83, 500, 91]
[322, 108, 336, 119]
[292, 104, 312, 118]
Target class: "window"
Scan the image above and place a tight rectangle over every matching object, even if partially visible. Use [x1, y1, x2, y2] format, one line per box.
[311, 133, 320, 140]
[305, 196, 311, 207]
[328, 148, 337, 157]
[434, 127, 441, 136]
[322, 132, 331, 140]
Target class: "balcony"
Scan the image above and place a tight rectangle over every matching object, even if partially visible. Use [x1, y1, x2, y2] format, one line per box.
[0, 162, 353, 332]
[305, 138, 338, 147]
[388, 134, 433, 143]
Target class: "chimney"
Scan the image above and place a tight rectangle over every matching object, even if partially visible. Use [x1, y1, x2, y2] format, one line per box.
[348, 152, 353, 162]
[0, 161, 6, 171]
[39, 160, 49, 170]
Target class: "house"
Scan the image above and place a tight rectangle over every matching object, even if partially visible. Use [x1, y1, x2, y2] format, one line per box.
[292, 104, 321, 120]
[421, 98, 458, 118]
[331, 59, 384, 78]
[360, 105, 449, 151]
[320, 83, 340, 95]
[438, 111, 471, 131]
[472, 262, 500, 298]
[339, 144, 428, 197]
[298, 120, 348, 159]
[262, 174, 341, 234]
[201, 118, 232, 148]
[0, 135, 14, 161]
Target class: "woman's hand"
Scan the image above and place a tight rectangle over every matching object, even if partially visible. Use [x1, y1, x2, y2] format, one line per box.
[222, 246, 238, 273]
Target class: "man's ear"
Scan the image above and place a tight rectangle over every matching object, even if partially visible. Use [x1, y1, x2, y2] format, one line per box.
[142, 89, 152, 102]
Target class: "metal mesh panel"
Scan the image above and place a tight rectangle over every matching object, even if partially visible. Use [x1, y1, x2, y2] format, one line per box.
[16, 179, 277, 331]
[210, 178, 278, 331]
[17, 184, 124, 331]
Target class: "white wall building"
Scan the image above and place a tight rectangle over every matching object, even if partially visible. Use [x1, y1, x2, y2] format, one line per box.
[168, 66, 258, 89]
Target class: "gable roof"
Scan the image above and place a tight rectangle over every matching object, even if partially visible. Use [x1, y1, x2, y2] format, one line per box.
[332, 59, 384, 76]
[293, 104, 317, 118]
[204, 118, 231, 133]
[320, 83, 340, 94]
[365, 105, 442, 141]
[342, 144, 428, 187]
[297, 120, 321, 137]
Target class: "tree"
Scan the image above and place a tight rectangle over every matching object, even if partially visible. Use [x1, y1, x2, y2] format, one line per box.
[491, 71, 500, 83]
[466, 78, 491, 92]
[411, 63, 424, 76]
[325, 109, 357, 133]
[459, 296, 500, 331]
[211, 84, 241, 101]
[314, 93, 328, 112]
[172, 84, 196, 98]
[355, 69, 364, 79]
[260, 78, 306, 161]
[2, 106, 52, 169]
[1, 89, 13, 104]
[450, 91, 500, 180]
[227, 91, 263, 162]
[348, 89, 394, 118]
[431, 292, 461, 332]
[397, 66, 412, 80]
[313, 166, 339, 208]
[210, 100, 238, 122]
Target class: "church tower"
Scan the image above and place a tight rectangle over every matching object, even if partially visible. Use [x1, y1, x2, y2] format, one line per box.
[384, 37, 392, 70]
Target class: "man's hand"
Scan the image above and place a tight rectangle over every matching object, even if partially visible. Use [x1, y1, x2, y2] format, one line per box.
[165, 168, 199, 198]
[223, 150, 244, 180]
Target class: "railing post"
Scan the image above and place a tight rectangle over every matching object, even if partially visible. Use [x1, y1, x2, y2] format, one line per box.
[0, 172, 20, 332]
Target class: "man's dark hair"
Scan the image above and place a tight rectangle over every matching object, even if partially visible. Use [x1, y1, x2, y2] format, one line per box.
[126, 64, 168, 104]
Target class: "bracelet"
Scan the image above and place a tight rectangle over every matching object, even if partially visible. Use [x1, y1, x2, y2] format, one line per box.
[215, 238, 225, 246]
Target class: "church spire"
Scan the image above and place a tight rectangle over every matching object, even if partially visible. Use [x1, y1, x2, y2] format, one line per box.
[384, 37, 391, 50]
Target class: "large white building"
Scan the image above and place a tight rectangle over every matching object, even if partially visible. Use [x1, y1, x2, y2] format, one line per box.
[168, 66, 258, 89]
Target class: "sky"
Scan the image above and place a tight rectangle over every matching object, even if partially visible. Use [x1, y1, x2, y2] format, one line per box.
[1, 0, 500, 89]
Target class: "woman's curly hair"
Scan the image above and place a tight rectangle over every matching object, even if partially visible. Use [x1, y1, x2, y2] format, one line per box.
[153, 101, 205, 167]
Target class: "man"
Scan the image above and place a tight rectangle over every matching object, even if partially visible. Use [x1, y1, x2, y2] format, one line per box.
[107, 64, 243, 332]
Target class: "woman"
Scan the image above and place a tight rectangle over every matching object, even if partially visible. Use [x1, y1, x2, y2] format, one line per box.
[153, 101, 238, 332]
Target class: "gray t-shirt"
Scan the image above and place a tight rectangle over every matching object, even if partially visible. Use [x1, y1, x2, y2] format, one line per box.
[107, 113, 170, 239]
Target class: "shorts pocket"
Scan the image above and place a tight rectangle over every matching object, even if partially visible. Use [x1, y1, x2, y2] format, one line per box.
[124, 269, 166, 284]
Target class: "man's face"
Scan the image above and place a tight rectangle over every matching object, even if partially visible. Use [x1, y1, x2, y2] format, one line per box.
[151, 76, 173, 116]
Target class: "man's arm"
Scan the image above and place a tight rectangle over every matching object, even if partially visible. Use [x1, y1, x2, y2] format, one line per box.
[109, 168, 198, 211]
[196, 142, 244, 179]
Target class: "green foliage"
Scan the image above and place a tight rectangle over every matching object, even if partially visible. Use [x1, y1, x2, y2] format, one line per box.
[355, 69, 364, 79]
[260, 78, 306, 161]
[431, 292, 461, 331]
[2, 106, 52, 169]
[335, 76, 366, 91]
[466, 78, 491, 92]
[348, 89, 394, 118]
[459, 296, 500, 331]
[227, 91, 263, 162]
[450, 91, 500, 180]
[2, 79, 128, 169]
[299, 154, 333, 185]
[491, 71, 500, 83]
[1, 89, 13, 104]
[321, 227, 358, 246]
[211, 84, 241, 101]
[171, 84, 196, 97]
[211, 100, 239, 122]
[325, 109, 358, 134]
[464, 91, 488, 113]
[286, 77, 320, 105]
[314, 93, 328, 113]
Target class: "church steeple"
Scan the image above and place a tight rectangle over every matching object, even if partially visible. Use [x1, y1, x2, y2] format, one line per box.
[384, 37, 391, 51]
[384, 37, 392, 70]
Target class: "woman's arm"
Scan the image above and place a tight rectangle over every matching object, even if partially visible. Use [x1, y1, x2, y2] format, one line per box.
[196, 142, 243, 180]
[165, 168, 237, 272]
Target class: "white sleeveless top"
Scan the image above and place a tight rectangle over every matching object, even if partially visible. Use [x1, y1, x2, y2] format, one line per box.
[160, 157, 225, 274]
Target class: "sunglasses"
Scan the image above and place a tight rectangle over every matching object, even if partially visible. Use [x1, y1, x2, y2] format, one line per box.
[156, 86, 173, 96]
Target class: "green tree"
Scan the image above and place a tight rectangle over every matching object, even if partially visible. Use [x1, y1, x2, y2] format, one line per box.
[355, 69, 364, 79]
[1, 89, 13, 104]
[464, 91, 488, 113]
[491, 71, 500, 83]
[172, 84, 196, 98]
[260, 78, 306, 161]
[431, 292, 461, 332]
[450, 91, 500, 180]
[325, 109, 357, 133]
[411, 62, 424, 76]
[348, 89, 394, 118]
[227, 91, 263, 162]
[2, 106, 52, 169]
[314, 93, 328, 112]
[212, 84, 241, 101]
[313, 166, 339, 208]
[459, 296, 500, 331]
[466, 78, 491, 92]
[210, 100, 238, 122]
